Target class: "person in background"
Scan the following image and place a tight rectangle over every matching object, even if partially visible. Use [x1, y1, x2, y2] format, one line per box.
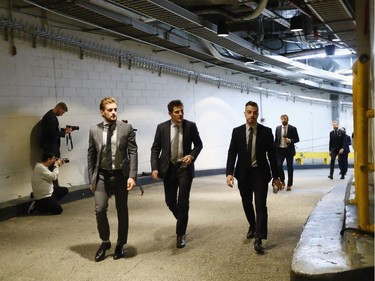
[151, 100, 203, 249]
[40, 102, 73, 158]
[274, 114, 300, 191]
[88, 97, 138, 262]
[328, 120, 346, 179]
[28, 152, 68, 215]
[338, 127, 351, 179]
[226, 101, 281, 254]
[40, 102, 73, 190]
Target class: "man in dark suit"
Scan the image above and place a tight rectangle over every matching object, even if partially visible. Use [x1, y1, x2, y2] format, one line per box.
[274, 114, 300, 191]
[338, 127, 351, 179]
[151, 100, 203, 249]
[328, 120, 346, 179]
[226, 101, 281, 254]
[88, 97, 138, 262]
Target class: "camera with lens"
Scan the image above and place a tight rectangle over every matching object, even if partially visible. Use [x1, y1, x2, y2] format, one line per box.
[67, 125, 79, 131]
[60, 158, 70, 163]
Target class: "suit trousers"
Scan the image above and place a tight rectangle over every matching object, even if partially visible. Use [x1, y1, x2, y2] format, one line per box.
[276, 148, 294, 186]
[238, 168, 268, 240]
[163, 163, 193, 236]
[329, 150, 340, 176]
[94, 171, 128, 246]
[338, 152, 349, 176]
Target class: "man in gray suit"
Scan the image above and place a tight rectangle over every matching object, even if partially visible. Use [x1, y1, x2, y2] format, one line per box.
[88, 97, 138, 262]
[151, 100, 203, 249]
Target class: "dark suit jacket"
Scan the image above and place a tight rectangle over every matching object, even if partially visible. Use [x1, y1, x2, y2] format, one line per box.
[274, 124, 300, 156]
[87, 120, 138, 188]
[151, 119, 203, 179]
[40, 109, 65, 156]
[226, 123, 279, 183]
[329, 129, 346, 153]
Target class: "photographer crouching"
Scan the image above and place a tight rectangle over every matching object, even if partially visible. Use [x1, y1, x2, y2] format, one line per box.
[28, 152, 69, 215]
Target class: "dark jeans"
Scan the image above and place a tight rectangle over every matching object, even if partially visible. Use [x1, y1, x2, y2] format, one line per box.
[163, 163, 193, 236]
[277, 148, 294, 186]
[238, 168, 268, 240]
[35, 186, 68, 215]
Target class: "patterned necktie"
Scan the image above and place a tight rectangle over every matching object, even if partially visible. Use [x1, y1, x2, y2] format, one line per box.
[248, 127, 253, 165]
[171, 125, 180, 164]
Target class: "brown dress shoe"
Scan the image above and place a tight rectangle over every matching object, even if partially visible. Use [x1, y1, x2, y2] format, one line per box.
[287, 186, 292, 191]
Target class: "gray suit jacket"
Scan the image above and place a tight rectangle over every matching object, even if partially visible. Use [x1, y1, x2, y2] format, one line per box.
[87, 120, 138, 188]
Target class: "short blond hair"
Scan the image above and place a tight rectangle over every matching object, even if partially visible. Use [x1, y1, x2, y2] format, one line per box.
[100, 97, 117, 111]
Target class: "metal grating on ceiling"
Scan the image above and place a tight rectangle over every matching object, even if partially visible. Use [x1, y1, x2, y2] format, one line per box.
[307, 0, 356, 49]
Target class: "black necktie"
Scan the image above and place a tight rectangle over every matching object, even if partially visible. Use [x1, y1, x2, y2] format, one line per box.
[248, 127, 253, 165]
[105, 123, 116, 170]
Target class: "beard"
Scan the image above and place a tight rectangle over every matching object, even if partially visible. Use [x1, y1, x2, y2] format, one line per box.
[104, 115, 117, 123]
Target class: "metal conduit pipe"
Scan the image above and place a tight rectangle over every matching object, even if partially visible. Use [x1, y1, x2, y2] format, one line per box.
[0, 16, 346, 107]
[194, 0, 269, 22]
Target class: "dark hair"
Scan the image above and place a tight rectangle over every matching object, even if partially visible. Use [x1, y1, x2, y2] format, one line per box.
[41, 151, 56, 162]
[245, 101, 258, 108]
[56, 102, 68, 112]
[167, 100, 183, 113]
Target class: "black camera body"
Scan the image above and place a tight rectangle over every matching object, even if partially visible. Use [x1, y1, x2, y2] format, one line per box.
[61, 158, 70, 163]
[67, 125, 79, 131]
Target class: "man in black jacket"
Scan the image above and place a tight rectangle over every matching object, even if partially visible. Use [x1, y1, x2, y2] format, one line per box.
[151, 100, 203, 249]
[328, 120, 346, 179]
[226, 101, 281, 254]
[274, 114, 300, 191]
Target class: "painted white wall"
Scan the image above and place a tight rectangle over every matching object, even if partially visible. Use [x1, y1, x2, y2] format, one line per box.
[0, 30, 353, 203]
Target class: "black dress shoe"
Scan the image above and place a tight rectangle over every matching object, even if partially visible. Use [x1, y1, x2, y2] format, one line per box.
[328, 175, 333, 180]
[246, 227, 255, 239]
[95, 242, 111, 262]
[113, 244, 125, 260]
[176, 235, 186, 249]
[254, 238, 264, 254]
[340, 175, 345, 179]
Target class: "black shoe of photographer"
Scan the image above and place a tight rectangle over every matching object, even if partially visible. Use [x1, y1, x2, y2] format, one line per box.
[95, 242, 111, 262]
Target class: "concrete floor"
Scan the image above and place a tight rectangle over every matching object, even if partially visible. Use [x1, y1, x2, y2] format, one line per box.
[0, 169, 348, 281]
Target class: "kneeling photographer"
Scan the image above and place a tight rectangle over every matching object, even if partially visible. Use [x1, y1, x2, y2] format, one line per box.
[29, 152, 69, 215]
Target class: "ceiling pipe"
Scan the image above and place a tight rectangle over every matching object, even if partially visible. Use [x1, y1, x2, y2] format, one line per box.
[194, 0, 269, 22]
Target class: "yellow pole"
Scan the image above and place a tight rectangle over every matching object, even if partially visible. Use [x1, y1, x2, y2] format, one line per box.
[356, 54, 369, 231]
[352, 60, 358, 202]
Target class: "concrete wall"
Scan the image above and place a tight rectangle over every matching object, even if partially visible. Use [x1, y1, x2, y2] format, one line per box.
[0, 27, 353, 203]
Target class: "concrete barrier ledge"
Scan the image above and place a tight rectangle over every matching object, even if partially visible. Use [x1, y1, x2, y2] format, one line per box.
[290, 179, 374, 281]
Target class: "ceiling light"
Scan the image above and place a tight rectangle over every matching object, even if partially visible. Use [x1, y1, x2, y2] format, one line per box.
[244, 59, 255, 65]
[290, 16, 303, 32]
[217, 21, 229, 37]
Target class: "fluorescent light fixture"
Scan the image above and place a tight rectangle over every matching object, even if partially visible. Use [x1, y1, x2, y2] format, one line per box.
[244, 59, 255, 65]
[217, 21, 229, 37]
[290, 16, 303, 32]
